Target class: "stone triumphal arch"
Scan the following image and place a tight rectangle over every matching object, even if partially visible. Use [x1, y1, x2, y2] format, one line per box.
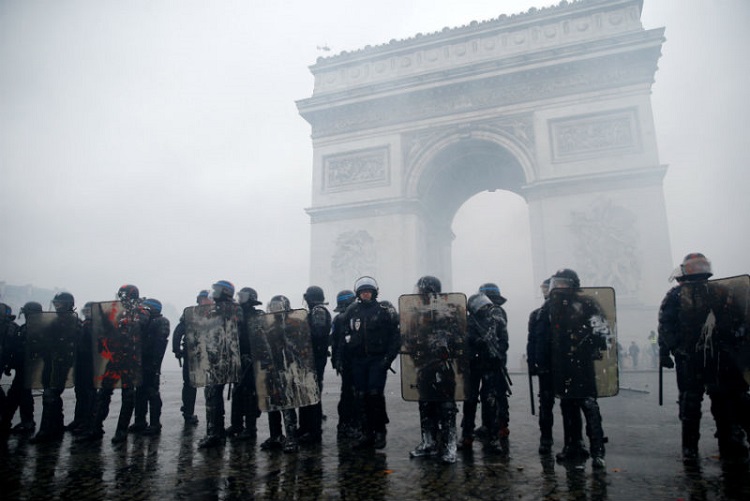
[297, 0, 671, 338]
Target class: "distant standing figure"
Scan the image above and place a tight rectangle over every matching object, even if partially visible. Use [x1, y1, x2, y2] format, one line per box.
[629, 342, 640, 369]
[648, 331, 658, 368]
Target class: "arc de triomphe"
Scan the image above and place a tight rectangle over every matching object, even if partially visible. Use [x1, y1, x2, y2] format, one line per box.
[297, 0, 671, 339]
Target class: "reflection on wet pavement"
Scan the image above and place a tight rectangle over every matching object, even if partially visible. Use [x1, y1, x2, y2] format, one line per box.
[1, 370, 748, 500]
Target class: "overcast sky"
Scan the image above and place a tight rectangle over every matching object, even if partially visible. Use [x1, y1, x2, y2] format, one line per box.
[1, 1, 748, 363]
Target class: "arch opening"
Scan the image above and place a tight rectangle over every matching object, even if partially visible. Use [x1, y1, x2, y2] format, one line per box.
[451, 190, 535, 369]
[417, 139, 530, 296]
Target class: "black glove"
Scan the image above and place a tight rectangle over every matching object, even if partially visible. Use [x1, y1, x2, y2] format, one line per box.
[381, 357, 392, 372]
[660, 354, 674, 369]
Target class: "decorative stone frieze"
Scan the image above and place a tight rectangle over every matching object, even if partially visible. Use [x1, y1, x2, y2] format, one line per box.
[550, 107, 641, 162]
[569, 198, 641, 295]
[323, 147, 390, 192]
[331, 230, 377, 287]
[302, 46, 661, 139]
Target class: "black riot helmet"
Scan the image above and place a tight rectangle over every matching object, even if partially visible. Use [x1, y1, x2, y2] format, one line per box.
[52, 292, 75, 312]
[416, 276, 442, 295]
[212, 280, 235, 302]
[478, 283, 507, 306]
[196, 290, 212, 305]
[549, 269, 580, 290]
[303, 286, 327, 307]
[354, 276, 378, 300]
[334, 290, 356, 312]
[677, 253, 713, 282]
[267, 295, 291, 313]
[238, 287, 262, 306]
[467, 293, 493, 316]
[82, 301, 93, 320]
[117, 284, 140, 302]
[21, 301, 43, 318]
[142, 298, 163, 316]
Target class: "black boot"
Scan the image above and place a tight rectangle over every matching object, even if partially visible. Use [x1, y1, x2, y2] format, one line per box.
[681, 420, 700, 462]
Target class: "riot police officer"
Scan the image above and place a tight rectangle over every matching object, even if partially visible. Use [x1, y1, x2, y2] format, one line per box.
[65, 301, 95, 435]
[298, 286, 331, 445]
[463, 293, 510, 455]
[408, 276, 461, 464]
[659, 253, 748, 462]
[0, 302, 39, 437]
[227, 287, 262, 440]
[130, 298, 170, 436]
[259, 294, 301, 453]
[76, 284, 149, 444]
[331, 290, 358, 439]
[30, 292, 79, 443]
[199, 280, 244, 449]
[527, 278, 554, 454]
[548, 269, 608, 469]
[344, 276, 400, 449]
[0, 303, 19, 432]
[173, 290, 212, 426]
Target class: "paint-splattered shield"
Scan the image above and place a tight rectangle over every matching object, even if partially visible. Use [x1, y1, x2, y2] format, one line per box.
[24, 311, 78, 390]
[399, 293, 468, 402]
[250, 309, 319, 412]
[704, 275, 750, 385]
[184, 302, 242, 387]
[549, 287, 618, 399]
[91, 301, 143, 389]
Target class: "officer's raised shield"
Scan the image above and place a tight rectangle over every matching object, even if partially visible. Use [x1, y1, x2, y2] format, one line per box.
[184, 302, 242, 387]
[91, 301, 142, 389]
[549, 287, 618, 398]
[399, 293, 468, 402]
[250, 309, 319, 412]
[707, 275, 750, 385]
[24, 311, 78, 390]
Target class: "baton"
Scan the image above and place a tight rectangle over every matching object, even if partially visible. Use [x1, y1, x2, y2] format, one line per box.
[503, 367, 513, 396]
[177, 356, 182, 368]
[658, 363, 663, 406]
[528, 371, 536, 416]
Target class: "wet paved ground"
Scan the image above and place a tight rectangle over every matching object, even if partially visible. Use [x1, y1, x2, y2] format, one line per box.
[1, 368, 749, 500]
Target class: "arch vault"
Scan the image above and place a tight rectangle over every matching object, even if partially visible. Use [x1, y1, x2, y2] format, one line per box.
[297, 0, 671, 338]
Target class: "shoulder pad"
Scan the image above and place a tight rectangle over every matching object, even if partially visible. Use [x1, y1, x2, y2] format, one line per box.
[489, 306, 507, 327]
[311, 305, 330, 327]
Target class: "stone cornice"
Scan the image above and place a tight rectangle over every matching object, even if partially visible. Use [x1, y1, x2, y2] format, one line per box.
[305, 198, 426, 224]
[521, 164, 668, 200]
[307, 0, 646, 95]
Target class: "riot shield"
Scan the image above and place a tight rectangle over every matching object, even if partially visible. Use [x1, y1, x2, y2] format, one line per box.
[707, 275, 750, 385]
[250, 309, 319, 412]
[549, 287, 618, 398]
[399, 293, 468, 402]
[24, 311, 78, 390]
[184, 302, 242, 387]
[91, 301, 143, 389]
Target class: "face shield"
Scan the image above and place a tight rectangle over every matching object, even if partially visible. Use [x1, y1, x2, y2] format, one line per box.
[549, 276, 575, 291]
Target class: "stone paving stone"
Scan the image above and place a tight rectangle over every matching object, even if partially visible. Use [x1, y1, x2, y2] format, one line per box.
[1, 368, 748, 500]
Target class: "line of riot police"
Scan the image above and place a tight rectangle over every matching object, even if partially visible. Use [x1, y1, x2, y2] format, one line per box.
[2, 257, 747, 471]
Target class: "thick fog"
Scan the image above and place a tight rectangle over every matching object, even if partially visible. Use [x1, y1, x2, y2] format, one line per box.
[1, 1, 748, 368]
